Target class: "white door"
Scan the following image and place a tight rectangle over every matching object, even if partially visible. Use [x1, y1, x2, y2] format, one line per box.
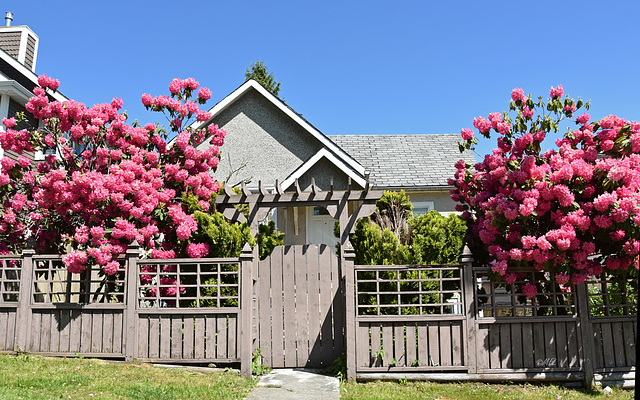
[306, 206, 339, 249]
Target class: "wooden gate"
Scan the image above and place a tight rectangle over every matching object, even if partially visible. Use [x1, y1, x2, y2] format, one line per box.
[253, 244, 343, 368]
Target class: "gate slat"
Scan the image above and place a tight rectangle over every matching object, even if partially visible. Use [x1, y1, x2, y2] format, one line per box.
[80, 311, 91, 354]
[382, 322, 393, 367]
[228, 314, 237, 359]
[183, 316, 194, 359]
[533, 323, 544, 368]
[592, 323, 604, 368]
[600, 323, 615, 368]
[406, 323, 417, 366]
[370, 323, 381, 366]
[271, 247, 285, 367]
[160, 316, 170, 359]
[90, 311, 102, 353]
[29, 312, 41, 352]
[510, 323, 523, 368]
[205, 315, 215, 359]
[622, 321, 635, 366]
[499, 322, 511, 369]
[5, 310, 15, 351]
[566, 322, 579, 368]
[194, 317, 205, 359]
[394, 323, 405, 367]
[428, 323, 439, 366]
[489, 325, 500, 369]
[328, 244, 344, 361]
[555, 322, 568, 368]
[294, 245, 309, 366]
[138, 316, 149, 359]
[476, 325, 489, 369]
[440, 322, 452, 366]
[522, 323, 534, 368]
[102, 311, 113, 354]
[306, 245, 321, 366]
[611, 322, 626, 367]
[149, 317, 159, 359]
[113, 311, 123, 354]
[257, 257, 272, 365]
[544, 323, 556, 366]
[171, 315, 182, 359]
[50, 310, 61, 352]
[40, 312, 51, 352]
[68, 309, 81, 354]
[216, 314, 227, 358]
[318, 246, 333, 367]
[452, 321, 462, 366]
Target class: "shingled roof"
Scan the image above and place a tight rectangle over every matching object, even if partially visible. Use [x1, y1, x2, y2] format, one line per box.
[329, 134, 477, 190]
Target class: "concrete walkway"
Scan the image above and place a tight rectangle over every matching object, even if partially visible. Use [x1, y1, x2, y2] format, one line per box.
[247, 369, 340, 400]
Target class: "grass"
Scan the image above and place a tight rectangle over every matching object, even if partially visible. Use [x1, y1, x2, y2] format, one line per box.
[341, 380, 635, 400]
[0, 354, 255, 400]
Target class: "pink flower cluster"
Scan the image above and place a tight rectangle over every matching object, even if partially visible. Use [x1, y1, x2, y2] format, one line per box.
[452, 85, 640, 294]
[0, 75, 226, 279]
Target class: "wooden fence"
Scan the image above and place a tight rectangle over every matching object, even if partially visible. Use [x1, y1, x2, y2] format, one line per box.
[0, 243, 636, 387]
[343, 246, 637, 387]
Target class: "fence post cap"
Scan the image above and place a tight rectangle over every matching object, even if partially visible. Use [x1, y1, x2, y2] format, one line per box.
[240, 243, 253, 258]
[460, 245, 473, 263]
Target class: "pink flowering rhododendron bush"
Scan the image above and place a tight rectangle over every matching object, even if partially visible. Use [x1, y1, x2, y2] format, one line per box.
[450, 85, 639, 297]
[0, 76, 225, 275]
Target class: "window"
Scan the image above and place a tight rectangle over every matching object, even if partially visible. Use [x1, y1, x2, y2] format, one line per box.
[412, 201, 434, 216]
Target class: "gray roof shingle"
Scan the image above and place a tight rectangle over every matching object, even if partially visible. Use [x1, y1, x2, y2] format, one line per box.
[329, 134, 477, 190]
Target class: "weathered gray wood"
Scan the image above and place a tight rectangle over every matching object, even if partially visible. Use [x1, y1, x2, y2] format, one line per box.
[113, 311, 123, 355]
[270, 247, 285, 367]
[307, 244, 322, 367]
[370, 324, 381, 366]
[406, 324, 417, 366]
[357, 324, 369, 367]
[257, 257, 271, 364]
[183, 316, 194, 359]
[544, 323, 556, 366]
[149, 317, 159, 359]
[575, 281, 596, 387]
[171, 315, 182, 359]
[440, 322, 452, 367]
[451, 321, 462, 366]
[489, 325, 500, 369]
[461, 252, 475, 373]
[394, 324, 405, 367]
[328, 244, 345, 361]
[610, 322, 626, 367]
[499, 322, 511, 369]
[124, 243, 141, 361]
[160, 316, 170, 359]
[600, 323, 615, 368]
[294, 245, 309, 366]
[0, 310, 9, 350]
[318, 246, 333, 365]
[38, 312, 52, 352]
[418, 323, 428, 366]
[15, 249, 35, 352]
[102, 311, 113, 354]
[228, 314, 238, 360]
[91, 311, 102, 353]
[58, 310, 70, 353]
[137, 316, 149, 359]
[428, 323, 439, 366]
[29, 311, 41, 352]
[205, 315, 215, 359]
[522, 323, 534, 368]
[566, 322, 579, 368]
[621, 321, 635, 366]
[592, 323, 604, 368]
[356, 371, 585, 382]
[382, 322, 393, 367]
[476, 325, 489, 369]
[239, 244, 254, 376]
[555, 322, 568, 368]
[533, 323, 545, 368]
[50, 310, 60, 353]
[194, 317, 205, 359]
[80, 312, 91, 354]
[510, 323, 523, 368]
[216, 314, 227, 358]
[69, 309, 81, 354]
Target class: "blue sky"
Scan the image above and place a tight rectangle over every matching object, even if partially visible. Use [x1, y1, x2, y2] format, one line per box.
[8, 1, 639, 159]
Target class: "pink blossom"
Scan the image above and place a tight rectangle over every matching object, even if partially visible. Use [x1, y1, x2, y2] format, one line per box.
[522, 283, 537, 298]
[511, 88, 527, 103]
[186, 242, 209, 258]
[549, 85, 564, 98]
[461, 128, 474, 141]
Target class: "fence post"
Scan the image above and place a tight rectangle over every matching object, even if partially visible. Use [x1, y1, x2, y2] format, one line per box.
[343, 241, 357, 381]
[461, 246, 477, 374]
[15, 247, 35, 352]
[575, 281, 595, 388]
[239, 243, 254, 377]
[124, 240, 142, 362]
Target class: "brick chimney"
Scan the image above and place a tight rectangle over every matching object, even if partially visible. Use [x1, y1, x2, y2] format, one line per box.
[0, 12, 39, 72]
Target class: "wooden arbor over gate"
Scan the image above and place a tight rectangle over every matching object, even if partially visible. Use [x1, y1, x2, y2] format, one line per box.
[215, 178, 383, 245]
[215, 178, 383, 375]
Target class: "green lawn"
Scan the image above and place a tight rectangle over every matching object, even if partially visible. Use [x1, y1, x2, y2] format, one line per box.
[0, 354, 255, 400]
[341, 380, 634, 400]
